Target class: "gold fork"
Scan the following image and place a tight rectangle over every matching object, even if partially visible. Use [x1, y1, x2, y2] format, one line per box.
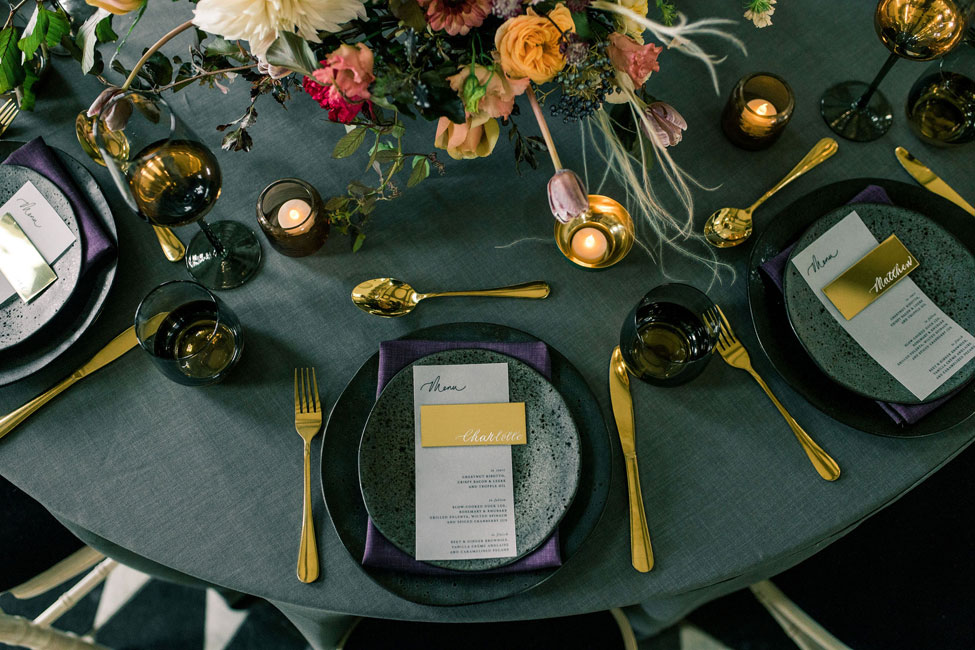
[294, 368, 322, 583]
[0, 99, 19, 137]
[704, 305, 841, 482]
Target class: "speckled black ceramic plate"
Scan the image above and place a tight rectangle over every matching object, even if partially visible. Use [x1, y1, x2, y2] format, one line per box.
[321, 322, 612, 606]
[748, 178, 975, 437]
[358, 349, 581, 571]
[0, 165, 82, 350]
[784, 202, 975, 404]
[0, 143, 118, 386]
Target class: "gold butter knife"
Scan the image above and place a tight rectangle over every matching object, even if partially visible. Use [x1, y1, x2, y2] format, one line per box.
[0, 327, 139, 441]
[895, 147, 975, 216]
[609, 346, 654, 573]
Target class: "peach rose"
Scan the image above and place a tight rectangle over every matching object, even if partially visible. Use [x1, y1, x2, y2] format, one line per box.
[434, 116, 501, 160]
[494, 4, 575, 84]
[608, 33, 661, 87]
[311, 43, 375, 103]
[447, 64, 530, 127]
[86, 0, 144, 15]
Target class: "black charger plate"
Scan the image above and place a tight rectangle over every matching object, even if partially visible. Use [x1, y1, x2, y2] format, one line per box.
[747, 178, 975, 437]
[320, 322, 612, 606]
[0, 143, 118, 386]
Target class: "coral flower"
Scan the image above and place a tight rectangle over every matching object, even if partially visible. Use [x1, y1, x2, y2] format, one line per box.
[435, 117, 500, 160]
[303, 44, 374, 124]
[447, 64, 529, 126]
[418, 0, 492, 36]
[608, 33, 662, 87]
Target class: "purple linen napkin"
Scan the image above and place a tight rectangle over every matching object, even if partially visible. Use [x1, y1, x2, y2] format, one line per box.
[4, 137, 115, 281]
[362, 339, 562, 575]
[759, 185, 952, 425]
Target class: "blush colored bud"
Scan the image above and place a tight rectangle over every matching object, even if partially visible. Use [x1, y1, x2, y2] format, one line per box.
[547, 169, 589, 223]
[258, 58, 291, 80]
[87, 88, 132, 132]
[642, 101, 687, 148]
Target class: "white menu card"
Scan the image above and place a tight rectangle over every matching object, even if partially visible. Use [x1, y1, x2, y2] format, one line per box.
[791, 210, 975, 400]
[0, 182, 76, 303]
[413, 363, 518, 561]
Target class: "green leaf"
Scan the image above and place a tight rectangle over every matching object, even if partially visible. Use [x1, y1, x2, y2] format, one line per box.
[138, 51, 173, 86]
[324, 196, 349, 211]
[407, 158, 429, 188]
[265, 31, 319, 78]
[389, 0, 426, 32]
[571, 13, 593, 40]
[0, 27, 25, 94]
[76, 8, 110, 74]
[45, 9, 71, 49]
[95, 15, 117, 43]
[19, 67, 39, 111]
[332, 127, 367, 159]
[352, 233, 366, 252]
[374, 149, 399, 164]
[205, 36, 249, 63]
[18, 5, 47, 61]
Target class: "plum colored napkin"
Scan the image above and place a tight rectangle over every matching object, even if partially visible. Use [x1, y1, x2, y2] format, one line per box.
[3, 137, 115, 283]
[362, 339, 562, 574]
[760, 185, 953, 425]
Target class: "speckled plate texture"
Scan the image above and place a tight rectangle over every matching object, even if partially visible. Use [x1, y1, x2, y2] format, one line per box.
[0, 165, 81, 350]
[358, 348, 582, 571]
[321, 322, 612, 606]
[784, 202, 975, 405]
[0, 143, 117, 386]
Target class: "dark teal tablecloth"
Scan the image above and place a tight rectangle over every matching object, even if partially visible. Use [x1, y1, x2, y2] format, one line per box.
[1, 1, 973, 648]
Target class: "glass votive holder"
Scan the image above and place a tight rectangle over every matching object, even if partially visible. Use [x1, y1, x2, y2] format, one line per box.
[554, 195, 635, 269]
[256, 178, 329, 257]
[721, 72, 795, 150]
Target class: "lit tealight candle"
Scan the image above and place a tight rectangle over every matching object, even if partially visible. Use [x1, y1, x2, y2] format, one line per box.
[277, 198, 313, 234]
[741, 99, 778, 135]
[570, 227, 609, 263]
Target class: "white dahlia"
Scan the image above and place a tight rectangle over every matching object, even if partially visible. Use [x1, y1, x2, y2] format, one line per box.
[192, 0, 368, 57]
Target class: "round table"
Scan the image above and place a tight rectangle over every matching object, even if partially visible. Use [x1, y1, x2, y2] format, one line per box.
[2, 1, 973, 648]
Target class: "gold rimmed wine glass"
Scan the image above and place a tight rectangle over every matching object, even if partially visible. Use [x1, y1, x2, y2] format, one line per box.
[93, 90, 262, 289]
[821, 0, 974, 142]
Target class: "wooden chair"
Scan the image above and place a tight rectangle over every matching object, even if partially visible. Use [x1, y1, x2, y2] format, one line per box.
[0, 476, 118, 650]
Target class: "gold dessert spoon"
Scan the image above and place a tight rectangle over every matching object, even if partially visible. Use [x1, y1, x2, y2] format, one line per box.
[75, 110, 186, 263]
[704, 137, 839, 248]
[351, 278, 551, 317]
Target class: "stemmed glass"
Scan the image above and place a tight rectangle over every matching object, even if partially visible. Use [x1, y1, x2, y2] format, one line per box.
[93, 91, 262, 289]
[821, 0, 973, 142]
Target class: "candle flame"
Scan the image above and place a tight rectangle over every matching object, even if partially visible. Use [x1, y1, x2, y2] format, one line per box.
[585, 234, 596, 248]
[289, 209, 301, 221]
[755, 102, 772, 116]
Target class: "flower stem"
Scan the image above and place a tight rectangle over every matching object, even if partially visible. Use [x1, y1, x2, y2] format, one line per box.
[526, 86, 562, 170]
[121, 19, 195, 91]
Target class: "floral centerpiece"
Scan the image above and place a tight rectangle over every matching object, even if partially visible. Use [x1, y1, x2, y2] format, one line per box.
[0, 0, 779, 252]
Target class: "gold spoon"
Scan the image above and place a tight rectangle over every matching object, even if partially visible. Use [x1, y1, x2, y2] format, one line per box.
[703, 137, 839, 248]
[351, 278, 551, 317]
[74, 110, 186, 263]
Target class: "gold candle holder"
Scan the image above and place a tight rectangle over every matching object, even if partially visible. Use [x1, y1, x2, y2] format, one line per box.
[555, 195, 635, 269]
[721, 72, 795, 150]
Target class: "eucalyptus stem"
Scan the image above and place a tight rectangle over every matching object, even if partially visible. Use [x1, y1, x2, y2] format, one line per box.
[526, 86, 562, 170]
[121, 19, 195, 91]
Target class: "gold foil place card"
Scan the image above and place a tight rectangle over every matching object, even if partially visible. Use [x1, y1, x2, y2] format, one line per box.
[0, 212, 56, 303]
[420, 402, 527, 447]
[822, 234, 919, 320]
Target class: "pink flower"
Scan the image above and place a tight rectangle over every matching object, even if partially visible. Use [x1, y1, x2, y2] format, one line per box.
[608, 33, 662, 87]
[434, 116, 500, 160]
[547, 169, 589, 223]
[447, 64, 529, 127]
[87, 88, 131, 131]
[643, 102, 687, 147]
[419, 0, 491, 35]
[303, 44, 375, 124]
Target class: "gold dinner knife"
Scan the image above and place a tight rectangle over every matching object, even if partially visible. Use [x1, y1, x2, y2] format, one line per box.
[895, 147, 975, 216]
[0, 326, 139, 441]
[609, 346, 654, 573]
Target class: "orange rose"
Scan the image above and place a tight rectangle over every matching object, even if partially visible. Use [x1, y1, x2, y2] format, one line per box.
[86, 0, 144, 15]
[494, 4, 575, 84]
